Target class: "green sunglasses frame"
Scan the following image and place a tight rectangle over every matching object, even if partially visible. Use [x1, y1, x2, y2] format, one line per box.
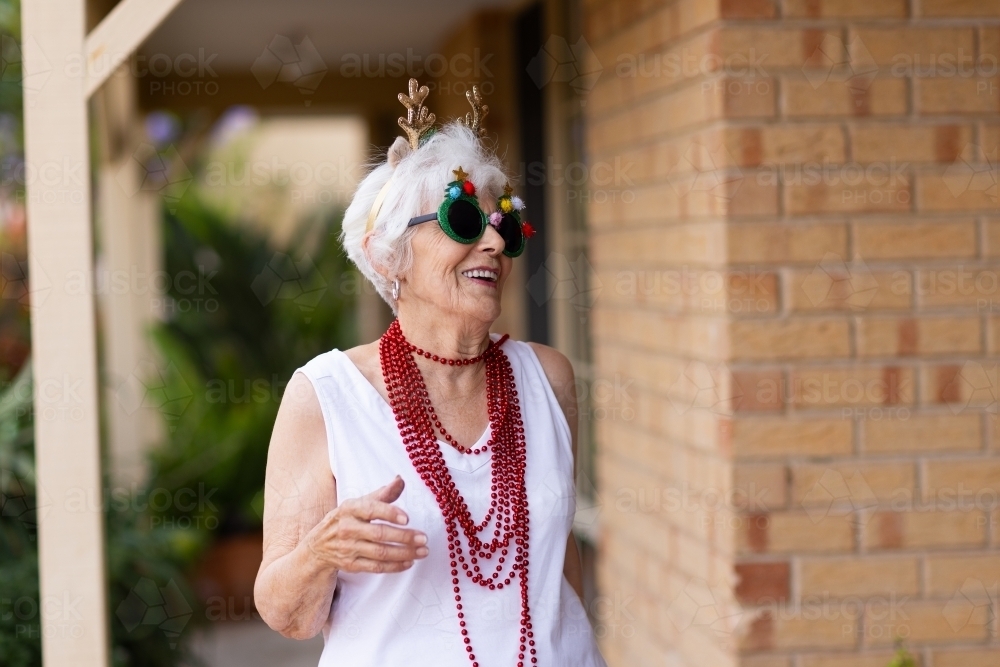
[407, 192, 526, 258]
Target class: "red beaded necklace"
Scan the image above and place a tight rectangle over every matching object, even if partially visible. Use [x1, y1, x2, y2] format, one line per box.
[379, 319, 536, 667]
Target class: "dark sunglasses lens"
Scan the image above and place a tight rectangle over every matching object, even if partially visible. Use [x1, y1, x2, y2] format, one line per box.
[446, 199, 483, 240]
[498, 214, 524, 253]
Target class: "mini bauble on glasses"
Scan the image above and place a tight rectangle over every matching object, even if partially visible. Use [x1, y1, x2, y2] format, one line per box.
[407, 168, 531, 258]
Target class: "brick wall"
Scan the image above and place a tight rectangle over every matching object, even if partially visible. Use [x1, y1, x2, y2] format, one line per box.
[582, 0, 999, 666]
[584, 0, 742, 664]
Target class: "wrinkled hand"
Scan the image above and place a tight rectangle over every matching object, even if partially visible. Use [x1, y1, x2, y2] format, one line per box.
[306, 475, 428, 573]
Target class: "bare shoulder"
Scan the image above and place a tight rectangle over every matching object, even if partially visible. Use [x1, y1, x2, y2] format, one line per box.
[525, 341, 576, 396]
[525, 341, 577, 430]
[342, 340, 382, 389]
[267, 370, 328, 486]
[275, 371, 324, 438]
[524, 341, 578, 463]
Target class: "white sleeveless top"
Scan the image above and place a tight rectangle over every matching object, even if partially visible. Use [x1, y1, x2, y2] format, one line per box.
[295, 335, 607, 667]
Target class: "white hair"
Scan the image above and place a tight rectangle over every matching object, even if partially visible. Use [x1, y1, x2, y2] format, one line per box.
[340, 121, 510, 313]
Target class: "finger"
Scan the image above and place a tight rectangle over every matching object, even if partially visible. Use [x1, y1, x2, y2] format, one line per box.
[344, 557, 415, 574]
[366, 475, 405, 505]
[354, 540, 429, 562]
[355, 521, 428, 546]
[348, 498, 408, 525]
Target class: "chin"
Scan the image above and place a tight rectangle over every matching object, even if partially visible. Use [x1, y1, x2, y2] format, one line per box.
[464, 297, 502, 324]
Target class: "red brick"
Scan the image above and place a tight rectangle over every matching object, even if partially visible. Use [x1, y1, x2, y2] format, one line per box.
[735, 561, 790, 604]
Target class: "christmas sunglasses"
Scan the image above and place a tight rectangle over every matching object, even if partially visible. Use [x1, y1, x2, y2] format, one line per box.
[406, 166, 535, 258]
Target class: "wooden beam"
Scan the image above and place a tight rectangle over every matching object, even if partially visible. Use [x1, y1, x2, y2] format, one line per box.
[85, 0, 185, 97]
[136, 71, 414, 116]
[20, 1, 109, 666]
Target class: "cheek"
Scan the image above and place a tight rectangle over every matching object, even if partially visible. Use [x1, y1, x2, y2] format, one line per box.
[499, 257, 513, 283]
[410, 230, 474, 282]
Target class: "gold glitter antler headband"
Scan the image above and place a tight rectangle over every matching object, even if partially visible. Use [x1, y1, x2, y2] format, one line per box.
[457, 85, 488, 138]
[366, 78, 491, 234]
[366, 78, 434, 233]
[397, 78, 436, 150]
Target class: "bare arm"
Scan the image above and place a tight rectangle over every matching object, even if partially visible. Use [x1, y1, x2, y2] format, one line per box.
[527, 342, 585, 603]
[254, 372, 428, 639]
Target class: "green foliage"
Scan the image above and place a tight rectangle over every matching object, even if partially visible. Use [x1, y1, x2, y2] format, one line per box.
[0, 363, 39, 666]
[0, 364, 205, 667]
[0, 0, 23, 120]
[105, 507, 206, 667]
[886, 639, 917, 667]
[145, 191, 356, 536]
[0, 193, 356, 666]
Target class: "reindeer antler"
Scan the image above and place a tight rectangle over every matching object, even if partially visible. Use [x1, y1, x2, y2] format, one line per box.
[458, 85, 489, 137]
[397, 78, 436, 150]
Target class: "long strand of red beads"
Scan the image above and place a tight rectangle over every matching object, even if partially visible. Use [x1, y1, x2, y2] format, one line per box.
[396, 325, 510, 455]
[379, 319, 536, 667]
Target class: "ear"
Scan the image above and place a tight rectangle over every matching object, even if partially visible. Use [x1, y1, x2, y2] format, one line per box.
[361, 232, 393, 281]
[387, 136, 411, 168]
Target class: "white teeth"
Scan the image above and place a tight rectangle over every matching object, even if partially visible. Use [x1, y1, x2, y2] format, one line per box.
[462, 269, 498, 281]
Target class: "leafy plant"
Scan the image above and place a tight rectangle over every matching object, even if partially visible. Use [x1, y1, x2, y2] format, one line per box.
[0, 363, 38, 666]
[886, 639, 917, 667]
[144, 191, 356, 537]
[0, 363, 206, 667]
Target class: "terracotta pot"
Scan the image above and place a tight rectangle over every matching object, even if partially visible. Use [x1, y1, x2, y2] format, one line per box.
[190, 530, 263, 621]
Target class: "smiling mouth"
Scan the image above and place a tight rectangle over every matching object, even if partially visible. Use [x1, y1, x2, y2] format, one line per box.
[461, 268, 499, 283]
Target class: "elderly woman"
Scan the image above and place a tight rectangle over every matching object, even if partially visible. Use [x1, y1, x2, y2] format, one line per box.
[254, 80, 606, 667]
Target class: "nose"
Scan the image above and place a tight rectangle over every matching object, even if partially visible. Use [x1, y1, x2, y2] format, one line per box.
[478, 222, 504, 256]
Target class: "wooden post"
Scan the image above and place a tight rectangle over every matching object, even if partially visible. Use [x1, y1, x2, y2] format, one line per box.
[20, 1, 110, 665]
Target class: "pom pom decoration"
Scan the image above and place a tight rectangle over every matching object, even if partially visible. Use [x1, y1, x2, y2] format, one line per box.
[511, 196, 524, 211]
[489, 211, 503, 228]
[462, 180, 476, 196]
[521, 221, 536, 238]
[499, 197, 514, 213]
[447, 185, 462, 199]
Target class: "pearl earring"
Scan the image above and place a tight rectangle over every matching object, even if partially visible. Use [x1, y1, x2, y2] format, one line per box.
[391, 279, 400, 301]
